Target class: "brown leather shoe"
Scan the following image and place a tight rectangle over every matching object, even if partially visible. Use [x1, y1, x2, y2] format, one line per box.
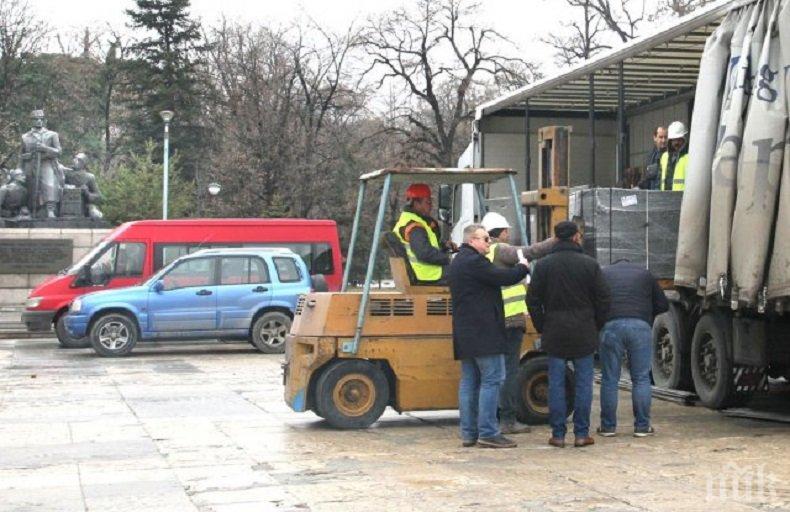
[548, 437, 565, 448]
[574, 436, 595, 448]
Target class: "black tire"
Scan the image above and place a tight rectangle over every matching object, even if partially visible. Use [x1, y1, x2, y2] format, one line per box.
[250, 311, 291, 354]
[691, 312, 738, 409]
[314, 359, 389, 428]
[652, 304, 691, 390]
[90, 313, 138, 357]
[55, 314, 90, 349]
[516, 355, 575, 425]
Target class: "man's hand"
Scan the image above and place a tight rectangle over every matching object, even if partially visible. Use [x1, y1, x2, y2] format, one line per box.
[517, 248, 530, 269]
[445, 240, 458, 253]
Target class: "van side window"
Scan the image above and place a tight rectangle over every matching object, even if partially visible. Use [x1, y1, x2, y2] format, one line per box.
[155, 243, 243, 270]
[312, 243, 334, 274]
[87, 242, 145, 283]
[273, 257, 301, 283]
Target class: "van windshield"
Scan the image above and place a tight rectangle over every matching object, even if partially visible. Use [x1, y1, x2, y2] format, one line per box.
[66, 240, 110, 275]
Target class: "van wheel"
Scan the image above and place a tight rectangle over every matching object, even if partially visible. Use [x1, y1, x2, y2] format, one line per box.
[652, 305, 691, 390]
[90, 313, 138, 357]
[516, 356, 575, 425]
[251, 312, 291, 354]
[55, 315, 90, 349]
[691, 313, 739, 408]
[315, 360, 389, 428]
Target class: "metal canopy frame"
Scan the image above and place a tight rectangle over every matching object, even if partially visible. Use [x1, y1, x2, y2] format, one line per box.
[475, 0, 756, 118]
[341, 167, 526, 354]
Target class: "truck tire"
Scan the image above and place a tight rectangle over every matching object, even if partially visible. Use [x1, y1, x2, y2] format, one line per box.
[651, 305, 691, 390]
[314, 359, 389, 429]
[691, 312, 739, 408]
[516, 356, 575, 425]
[90, 313, 138, 358]
[250, 311, 291, 354]
[55, 315, 90, 349]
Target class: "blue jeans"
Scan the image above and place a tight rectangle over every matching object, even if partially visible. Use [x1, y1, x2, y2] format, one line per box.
[459, 354, 506, 440]
[498, 327, 524, 424]
[599, 318, 653, 430]
[548, 354, 594, 438]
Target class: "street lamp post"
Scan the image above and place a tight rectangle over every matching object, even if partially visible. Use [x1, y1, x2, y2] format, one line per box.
[159, 110, 174, 220]
[207, 182, 221, 217]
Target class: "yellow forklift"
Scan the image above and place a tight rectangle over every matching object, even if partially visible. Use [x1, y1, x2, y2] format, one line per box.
[283, 165, 574, 428]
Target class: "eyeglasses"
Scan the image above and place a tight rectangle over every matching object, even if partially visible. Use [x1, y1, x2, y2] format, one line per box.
[474, 235, 491, 243]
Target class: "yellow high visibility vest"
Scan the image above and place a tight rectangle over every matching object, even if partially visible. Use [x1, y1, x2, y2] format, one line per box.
[486, 243, 528, 319]
[392, 211, 443, 282]
[660, 152, 688, 191]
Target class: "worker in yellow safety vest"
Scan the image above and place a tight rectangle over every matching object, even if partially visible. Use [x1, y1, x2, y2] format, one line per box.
[392, 183, 456, 284]
[660, 121, 688, 191]
[481, 211, 556, 434]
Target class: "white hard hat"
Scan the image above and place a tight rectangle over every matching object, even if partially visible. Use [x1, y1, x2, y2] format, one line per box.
[481, 211, 510, 232]
[667, 121, 688, 140]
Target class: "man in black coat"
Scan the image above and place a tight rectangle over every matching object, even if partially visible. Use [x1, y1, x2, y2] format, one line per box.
[449, 223, 530, 449]
[527, 221, 610, 448]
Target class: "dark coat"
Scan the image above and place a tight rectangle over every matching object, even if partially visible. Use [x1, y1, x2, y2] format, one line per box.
[601, 261, 669, 325]
[449, 244, 529, 360]
[527, 241, 611, 359]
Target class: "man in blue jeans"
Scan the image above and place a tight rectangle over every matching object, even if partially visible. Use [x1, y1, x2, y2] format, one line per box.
[598, 259, 668, 437]
[449, 224, 530, 448]
[527, 221, 610, 448]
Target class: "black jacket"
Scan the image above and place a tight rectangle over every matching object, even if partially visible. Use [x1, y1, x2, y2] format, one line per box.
[527, 241, 611, 359]
[639, 146, 665, 190]
[601, 261, 669, 325]
[449, 244, 529, 360]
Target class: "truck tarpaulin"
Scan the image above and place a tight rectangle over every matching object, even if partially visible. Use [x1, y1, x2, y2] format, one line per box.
[706, 3, 763, 296]
[766, 0, 790, 301]
[730, 0, 787, 305]
[674, 10, 737, 289]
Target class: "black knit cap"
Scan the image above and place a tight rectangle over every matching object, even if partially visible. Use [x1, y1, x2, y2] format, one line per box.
[554, 220, 579, 240]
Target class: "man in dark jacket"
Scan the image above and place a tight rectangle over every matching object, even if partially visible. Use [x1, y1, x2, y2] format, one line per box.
[527, 221, 610, 448]
[639, 125, 666, 190]
[449, 223, 530, 449]
[598, 260, 668, 438]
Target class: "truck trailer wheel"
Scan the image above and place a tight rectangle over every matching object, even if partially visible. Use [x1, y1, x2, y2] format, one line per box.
[314, 359, 389, 429]
[691, 313, 739, 409]
[652, 305, 691, 390]
[516, 356, 575, 425]
[55, 315, 90, 349]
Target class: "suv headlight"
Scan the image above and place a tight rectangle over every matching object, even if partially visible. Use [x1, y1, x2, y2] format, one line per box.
[25, 297, 42, 309]
[70, 299, 82, 313]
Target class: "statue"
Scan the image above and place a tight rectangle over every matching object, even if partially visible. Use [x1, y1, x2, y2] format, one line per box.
[64, 153, 103, 219]
[19, 109, 63, 218]
[0, 168, 31, 219]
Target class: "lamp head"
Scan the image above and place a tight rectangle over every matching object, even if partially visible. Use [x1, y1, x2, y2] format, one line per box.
[207, 182, 221, 196]
[159, 110, 174, 123]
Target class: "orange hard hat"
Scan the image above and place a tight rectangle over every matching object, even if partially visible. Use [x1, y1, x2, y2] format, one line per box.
[405, 183, 431, 200]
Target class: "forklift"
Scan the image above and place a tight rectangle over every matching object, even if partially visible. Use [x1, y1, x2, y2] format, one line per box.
[283, 166, 574, 428]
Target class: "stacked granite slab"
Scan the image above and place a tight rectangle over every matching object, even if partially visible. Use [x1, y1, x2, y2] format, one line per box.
[0, 227, 112, 306]
[568, 188, 682, 279]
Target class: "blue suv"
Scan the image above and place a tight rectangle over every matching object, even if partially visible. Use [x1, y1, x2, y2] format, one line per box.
[65, 248, 310, 357]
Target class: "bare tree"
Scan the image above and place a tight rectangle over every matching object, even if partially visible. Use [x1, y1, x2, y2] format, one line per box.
[543, 0, 611, 66]
[589, 0, 647, 43]
[361, 0, 538, 167]
[655, 0, 716, 17]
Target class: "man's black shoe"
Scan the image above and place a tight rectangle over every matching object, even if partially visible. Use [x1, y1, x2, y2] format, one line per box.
[633, 426, 655, 437]
[461, 439, 477, 447]
[477, 435, 517, 448]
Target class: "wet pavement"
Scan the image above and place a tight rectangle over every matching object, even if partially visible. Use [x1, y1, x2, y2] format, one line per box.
[1, 338, 790, 511]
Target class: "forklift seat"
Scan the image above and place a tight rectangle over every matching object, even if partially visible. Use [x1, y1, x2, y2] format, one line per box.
[381, 232, 447, 294]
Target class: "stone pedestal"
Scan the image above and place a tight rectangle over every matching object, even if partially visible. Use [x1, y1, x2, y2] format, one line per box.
[0, 227, 113, 306]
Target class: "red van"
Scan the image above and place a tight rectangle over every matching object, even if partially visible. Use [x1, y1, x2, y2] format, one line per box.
[22, 218, 343, 346]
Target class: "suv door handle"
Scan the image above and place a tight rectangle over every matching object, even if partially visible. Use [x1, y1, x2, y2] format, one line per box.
[196, 289, 213, 296]
[252, 286, 268, 293]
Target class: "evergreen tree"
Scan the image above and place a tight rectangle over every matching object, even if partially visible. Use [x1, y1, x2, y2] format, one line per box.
[122, 0, 209, 186]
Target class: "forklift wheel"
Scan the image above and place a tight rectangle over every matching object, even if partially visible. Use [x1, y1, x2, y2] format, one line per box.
[314, 359, 390, 429]
[516, 356, 575, 425]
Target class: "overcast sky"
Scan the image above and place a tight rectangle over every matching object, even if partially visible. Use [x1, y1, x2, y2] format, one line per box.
[33, 0, 579, 73]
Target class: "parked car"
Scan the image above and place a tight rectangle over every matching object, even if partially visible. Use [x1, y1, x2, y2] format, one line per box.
[23, 218, 342, 348]
[65, 248, 311, 357]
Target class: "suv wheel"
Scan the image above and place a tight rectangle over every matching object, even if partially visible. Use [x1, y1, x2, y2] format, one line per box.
[251, 311, 291, 354]
[90, 313, 138, 357]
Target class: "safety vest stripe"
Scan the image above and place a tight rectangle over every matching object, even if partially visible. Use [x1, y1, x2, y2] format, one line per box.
[503, 295, 526, 305]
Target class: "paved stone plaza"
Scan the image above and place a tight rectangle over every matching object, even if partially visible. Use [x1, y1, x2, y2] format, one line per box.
[1, 338, 790, 511]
